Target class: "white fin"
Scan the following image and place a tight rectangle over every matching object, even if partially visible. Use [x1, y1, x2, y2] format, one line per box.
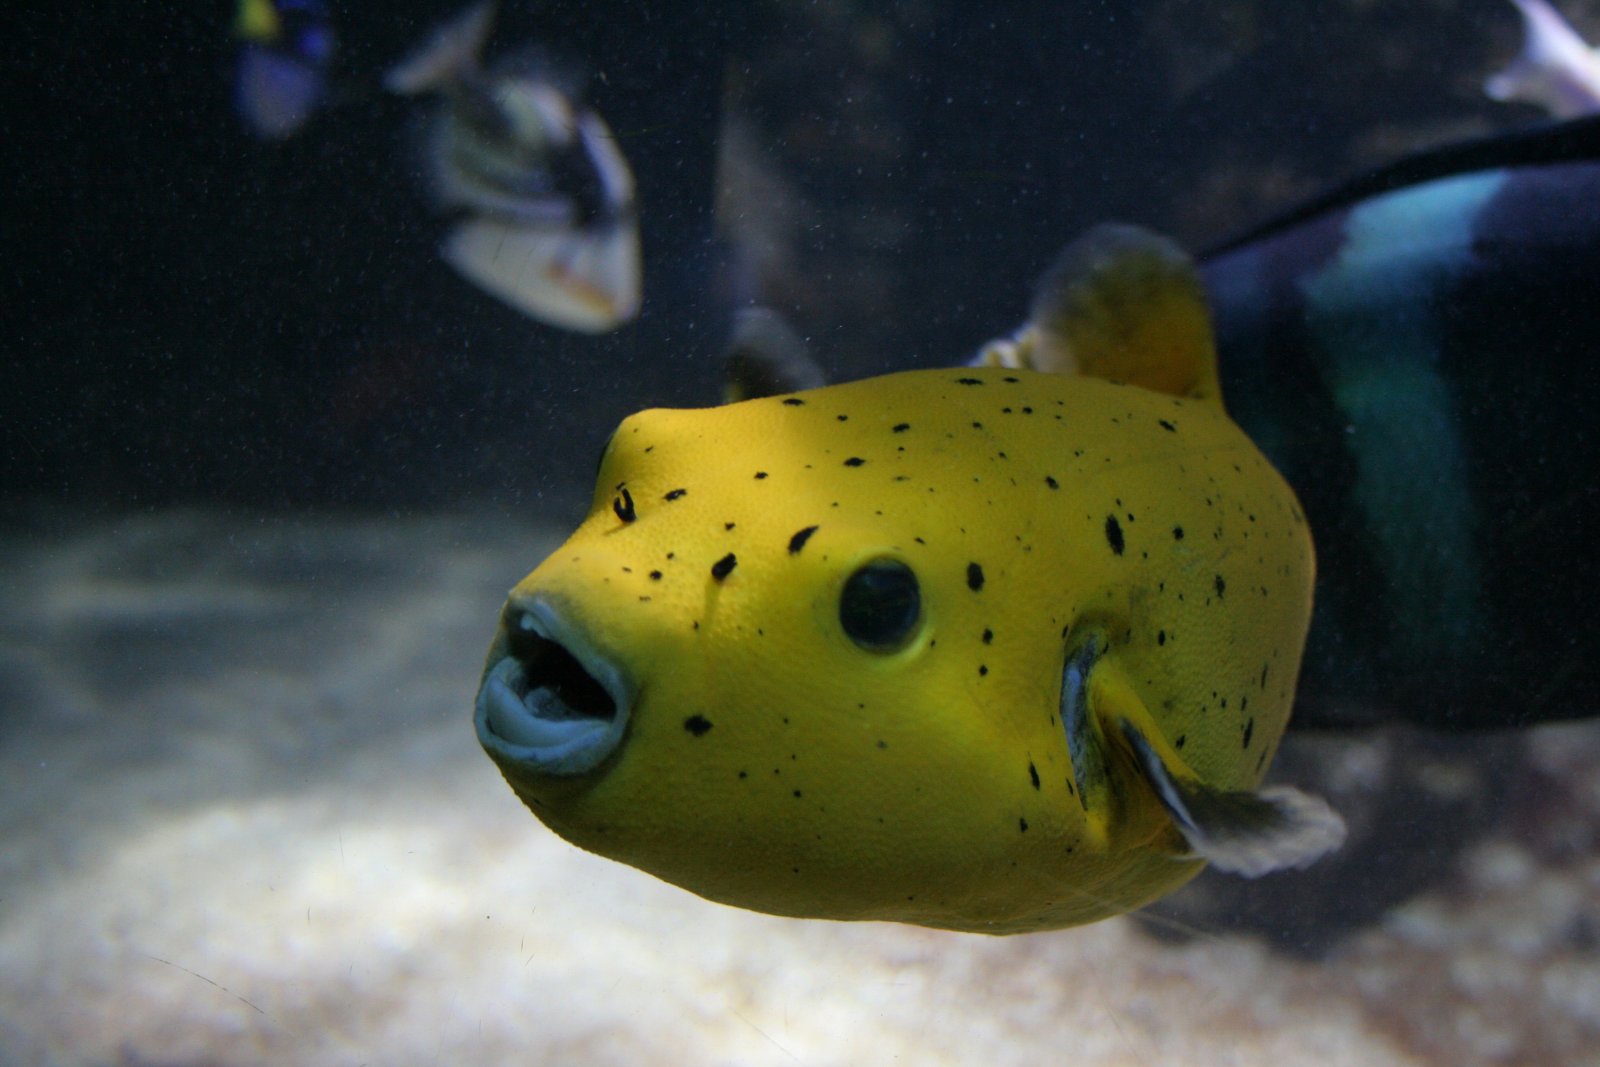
[1120, 719, 1346, 878]
[1485, 0, 1600, 118]
[442, 216, 641, 333]
[387, 0, 497, 95]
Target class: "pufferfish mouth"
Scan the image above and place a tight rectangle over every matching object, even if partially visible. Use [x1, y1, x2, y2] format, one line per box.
[474, 595, 633, 777]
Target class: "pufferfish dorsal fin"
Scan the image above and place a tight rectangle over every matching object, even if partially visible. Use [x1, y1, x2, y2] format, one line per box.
[1117, 718, 1347, 878]
[976, 223, 1223, 403]
[722, 306, 828, 402]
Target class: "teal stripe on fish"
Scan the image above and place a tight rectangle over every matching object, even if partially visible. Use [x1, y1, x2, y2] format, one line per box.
[1300, 171, 1507, 667]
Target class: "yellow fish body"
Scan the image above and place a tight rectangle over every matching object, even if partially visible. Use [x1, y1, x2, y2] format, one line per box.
[476, 226, 1344, 933]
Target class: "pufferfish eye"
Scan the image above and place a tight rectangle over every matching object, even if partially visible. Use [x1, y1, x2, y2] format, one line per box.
[840, 558, 921, 651]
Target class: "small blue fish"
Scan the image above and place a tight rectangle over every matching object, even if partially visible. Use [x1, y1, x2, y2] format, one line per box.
[233, 0, 335, 140]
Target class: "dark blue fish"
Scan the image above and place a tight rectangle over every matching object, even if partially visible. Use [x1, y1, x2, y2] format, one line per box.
[1202, 115, 1600, 730]
[234, 0, 335, 140]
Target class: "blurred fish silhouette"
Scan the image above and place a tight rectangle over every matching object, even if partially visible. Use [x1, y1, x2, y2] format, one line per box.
[234, 0, 336, 139]
[387, 1, 641, 333]
[1485, 0, 1600, 117]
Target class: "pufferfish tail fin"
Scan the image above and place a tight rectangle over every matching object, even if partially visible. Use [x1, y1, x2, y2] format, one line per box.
[1118, 719, 1347, 877]
[975, 223, 1223, 404]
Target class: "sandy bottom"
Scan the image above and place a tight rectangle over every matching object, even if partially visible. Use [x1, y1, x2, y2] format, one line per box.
[2, 509, 1597, 1067]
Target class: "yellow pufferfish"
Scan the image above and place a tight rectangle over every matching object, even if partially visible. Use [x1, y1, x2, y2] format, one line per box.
[475, 225, 1345, 934]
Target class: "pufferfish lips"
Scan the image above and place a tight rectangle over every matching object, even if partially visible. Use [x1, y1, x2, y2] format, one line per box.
[474, 596, 633, 776]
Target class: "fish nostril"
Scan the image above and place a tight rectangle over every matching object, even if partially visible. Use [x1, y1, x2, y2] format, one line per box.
[504, 603, 538, 636]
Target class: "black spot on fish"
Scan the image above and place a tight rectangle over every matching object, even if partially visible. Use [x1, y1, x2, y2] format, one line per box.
[788, 525, 819, 554]
[711, 553, 738, 582]
[1104, 515, 1125, 556]
[1173, 526, 1185, 540]
[649, 570, 662, 580]
[684, 715, 713, 736]
[1029, 762, 1040, 790]
[892, 422, 910, 432]
[782, 397, 805, 406]
[956, 377, 983, 385]
[843, 457, 866, 467]
[967, 562, 985, 591]
[724, 522, 736, 531]
[1242, 718, 1255, 749]
[982, 628, 993, 644]
[754, 472, 768, 480]
[1018, 817, 1029, 833]
[836, 414, 848, 421]
[1045, 475, 1059, 490]
[1159, 419, 1176, 432]
[612, 487, 636, 523]
[1214, 574, 1226, 598]
[664, 488, 687, 501]
[978, 665, 988, 676]
[1003, 376, 1019, 383]
[1157, 629, 1166, 646]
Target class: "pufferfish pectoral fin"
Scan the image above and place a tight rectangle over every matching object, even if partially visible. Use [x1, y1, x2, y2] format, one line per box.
[1118, 719, 1347, 878]
[975, 223, 1223, 403]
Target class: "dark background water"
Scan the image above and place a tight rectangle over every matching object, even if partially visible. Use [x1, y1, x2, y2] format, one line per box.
[4, 0, 1533, 514]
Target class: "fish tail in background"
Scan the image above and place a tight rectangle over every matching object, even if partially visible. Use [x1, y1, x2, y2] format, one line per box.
[1484, 0, 1600, 118]
[1202, 116, 1600, 730]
